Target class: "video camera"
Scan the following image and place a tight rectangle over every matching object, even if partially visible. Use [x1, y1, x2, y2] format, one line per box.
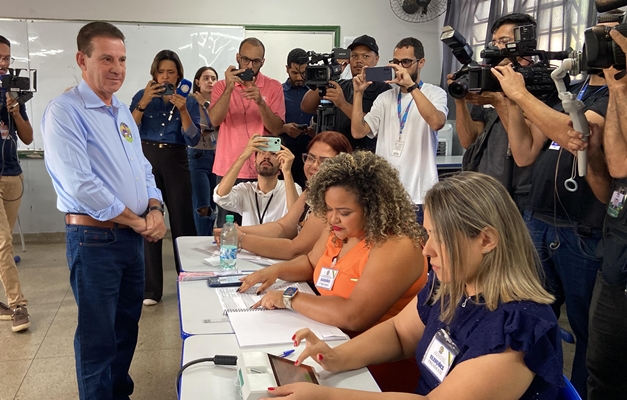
[1, 68, 37, 105]
[303, 48, 350, 93]
[442, 25, 570, 99]
[584, 10, 627, 70]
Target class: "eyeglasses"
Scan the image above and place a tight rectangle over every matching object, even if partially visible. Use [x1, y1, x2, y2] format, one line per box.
[488, 36, 513, 47]
[240, 55, 263, 67]
[389, 58, 419, 68]
[0, 56, 14, 65]
[302, 153, 329, 165]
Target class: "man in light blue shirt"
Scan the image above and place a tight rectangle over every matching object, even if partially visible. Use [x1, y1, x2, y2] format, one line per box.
[41, 22, 165, 400]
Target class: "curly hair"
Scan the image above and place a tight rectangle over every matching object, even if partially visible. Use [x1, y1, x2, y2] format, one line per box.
[307, 151, 421, 247]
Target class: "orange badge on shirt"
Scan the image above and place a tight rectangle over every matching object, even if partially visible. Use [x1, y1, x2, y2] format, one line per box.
[120, 122, 133, 143]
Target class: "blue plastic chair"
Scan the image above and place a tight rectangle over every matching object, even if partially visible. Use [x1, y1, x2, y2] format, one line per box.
[558, 375, 582, 400]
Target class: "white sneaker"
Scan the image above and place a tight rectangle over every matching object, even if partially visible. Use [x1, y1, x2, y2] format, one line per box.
[143, 299, 158, 306]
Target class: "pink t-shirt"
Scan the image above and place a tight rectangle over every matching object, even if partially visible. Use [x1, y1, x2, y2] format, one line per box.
[211, 72, 286, 179]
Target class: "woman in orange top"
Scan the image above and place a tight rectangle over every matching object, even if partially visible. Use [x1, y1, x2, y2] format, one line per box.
[239, 151, 427, 392]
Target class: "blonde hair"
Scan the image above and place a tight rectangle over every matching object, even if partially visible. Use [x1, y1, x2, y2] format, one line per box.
[424, 172, 554, 323]
[307, 151, 422, 247]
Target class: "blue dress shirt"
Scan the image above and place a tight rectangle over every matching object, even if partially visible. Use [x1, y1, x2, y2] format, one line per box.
[42, 81, 163, 220]
[130, 90, 200, 147]
[282, 80, 314, 125]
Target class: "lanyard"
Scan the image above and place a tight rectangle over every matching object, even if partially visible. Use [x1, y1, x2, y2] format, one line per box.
[397, 81, 422, 138]
[255, 192, 274, 225]
[200, 105, 212, 128]
[576, 78, 607, 102]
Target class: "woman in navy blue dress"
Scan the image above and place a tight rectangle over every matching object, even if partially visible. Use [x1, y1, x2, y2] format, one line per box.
[263, 171, 564, 400]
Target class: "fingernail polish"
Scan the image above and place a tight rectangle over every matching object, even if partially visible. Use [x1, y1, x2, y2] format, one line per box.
[318, 354, 324, 361]
[267, 387, 275, 391]
[291, 334, 296, 340]
[294, 360, 299, 366]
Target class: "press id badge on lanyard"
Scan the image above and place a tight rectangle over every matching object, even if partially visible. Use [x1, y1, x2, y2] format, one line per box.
[608, 185, 627, 218]
[422, 328, 460, 382]
[392, 82, 422, 157]
[315, 257, 338, 290]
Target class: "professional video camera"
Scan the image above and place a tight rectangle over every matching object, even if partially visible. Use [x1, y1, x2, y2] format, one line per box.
[442, 25, 570, 99]
[304, 48, 350, 92]
[1, 68, 37, 105]
[302, 48, 350, 133]
[584, 11, 627, 70]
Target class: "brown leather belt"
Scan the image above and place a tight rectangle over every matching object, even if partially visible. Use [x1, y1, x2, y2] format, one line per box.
[65, 214, 130, 229]
[141, 140, 186, 149]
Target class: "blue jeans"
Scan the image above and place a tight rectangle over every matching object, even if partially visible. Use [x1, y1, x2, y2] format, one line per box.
[523, 211, 601, 399]
[66, 225, 145, 400]
[188, 148, 216, 236]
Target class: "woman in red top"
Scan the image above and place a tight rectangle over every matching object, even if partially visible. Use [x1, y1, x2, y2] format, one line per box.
[240, 151, 427, 392]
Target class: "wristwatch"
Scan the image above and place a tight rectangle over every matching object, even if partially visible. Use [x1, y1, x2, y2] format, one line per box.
[282, 287, 299, 309]
[406, 83, 419, 93]
[136, 103, 147, 112]
[203, 100, 210, 109]
[148, 204, 165, 216]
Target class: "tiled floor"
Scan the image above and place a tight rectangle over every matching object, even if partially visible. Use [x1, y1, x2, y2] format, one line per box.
[0, 239, 577, 400]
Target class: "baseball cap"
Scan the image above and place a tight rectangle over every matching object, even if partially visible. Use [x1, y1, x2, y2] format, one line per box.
[348, 35, 379, 55]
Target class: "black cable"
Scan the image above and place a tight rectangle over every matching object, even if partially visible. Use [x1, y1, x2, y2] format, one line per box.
[175, 354, 238, 397]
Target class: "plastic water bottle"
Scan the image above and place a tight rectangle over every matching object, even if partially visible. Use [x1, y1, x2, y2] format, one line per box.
[220, 215, 238, 270]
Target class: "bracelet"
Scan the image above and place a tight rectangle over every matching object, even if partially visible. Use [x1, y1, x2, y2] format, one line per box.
[237, 232, 246, 250]
[136, 104, 147, 112]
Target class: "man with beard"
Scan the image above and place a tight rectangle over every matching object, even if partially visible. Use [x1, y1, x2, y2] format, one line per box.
[209, 37, 285, 226]
[351, 37, 447, 224]
[281, 48, 315, 188]
[214, 135, 301, 226]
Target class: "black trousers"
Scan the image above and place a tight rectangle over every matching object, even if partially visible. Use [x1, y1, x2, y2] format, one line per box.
[142, 143, 197, 301]
[587, 271, 627, 400]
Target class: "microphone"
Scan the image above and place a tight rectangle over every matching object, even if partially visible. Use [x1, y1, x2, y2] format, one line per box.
[595, 0, 627, 12]
[168, 78, 193, 121]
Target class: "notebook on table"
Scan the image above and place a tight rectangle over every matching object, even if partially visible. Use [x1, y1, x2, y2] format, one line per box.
[215, 282, 349, 347]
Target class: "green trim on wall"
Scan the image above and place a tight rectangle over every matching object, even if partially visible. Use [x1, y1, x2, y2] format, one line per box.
[244, 25, 341, 47]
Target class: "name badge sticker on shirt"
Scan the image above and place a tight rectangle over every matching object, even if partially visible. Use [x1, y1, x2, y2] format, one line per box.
[549, 141, 560, 150]
[422, 329, 460, 383]
[607, 186, 627, 218]
[119, 122, 133, 143]
[392, 140, 405, 157]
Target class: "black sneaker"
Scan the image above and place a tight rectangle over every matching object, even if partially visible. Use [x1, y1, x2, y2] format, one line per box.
[12, 306, 30, 332]
[0, 302, 12, 321]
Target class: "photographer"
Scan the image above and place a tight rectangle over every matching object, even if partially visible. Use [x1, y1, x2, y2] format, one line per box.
[448, 13, 536, 212]
[209, 38, 285, 227]
[351, 37, 447, 225]
[281, 48, 315, 188]
[489, 21, 614, 399]
[301, 35, 391, 151]
[567, 27, 627, 400]
[130, 49, 200, 306]
[0, 35, 33, 332]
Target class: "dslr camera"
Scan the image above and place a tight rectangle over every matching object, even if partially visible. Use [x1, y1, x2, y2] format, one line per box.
[442, 25, 569, 99]
[303, 48, 350, 93]
[1, 68, 37, 105]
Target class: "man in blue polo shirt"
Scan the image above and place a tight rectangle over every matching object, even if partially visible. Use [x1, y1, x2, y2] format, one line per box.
[281, 48, 314, 188]
[41, 22, 166, 400]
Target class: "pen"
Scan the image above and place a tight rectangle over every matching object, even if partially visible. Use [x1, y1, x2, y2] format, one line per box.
[278, 349, 295, 358]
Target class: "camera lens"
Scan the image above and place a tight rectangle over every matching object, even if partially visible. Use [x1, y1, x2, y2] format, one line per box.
[448, 76, 469, 99]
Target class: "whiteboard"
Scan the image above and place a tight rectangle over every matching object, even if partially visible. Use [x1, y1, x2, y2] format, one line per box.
[0, 19, 245, 150]
[245, 30, 335, 84]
